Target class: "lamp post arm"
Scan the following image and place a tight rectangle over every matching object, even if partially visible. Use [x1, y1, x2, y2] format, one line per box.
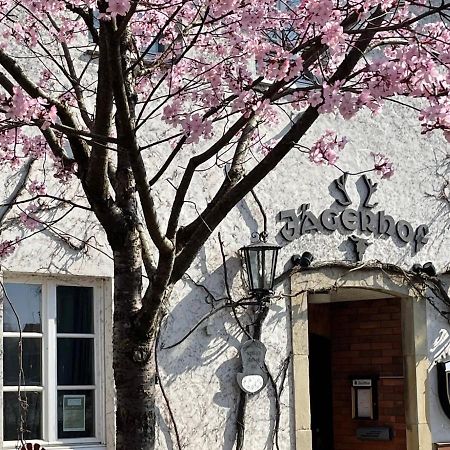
[250, 189, 268, 242]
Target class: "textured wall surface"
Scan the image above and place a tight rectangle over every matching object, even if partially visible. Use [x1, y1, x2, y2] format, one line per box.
[0, 99, 449, 449]
[427, 297, 450, 444]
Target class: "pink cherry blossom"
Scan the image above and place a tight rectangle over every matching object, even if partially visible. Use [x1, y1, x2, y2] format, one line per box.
[321, 22, 345, 50]
[0, 239, 18, 259]
[19, 204, 41, 231]
[106, 0, 131, 18]
[6, 87, 31, 120]
[28, 180, 47, 195]
[0, 0, 448, 264]
[309, 130, 348, 166]
[371, 152, 395, 179]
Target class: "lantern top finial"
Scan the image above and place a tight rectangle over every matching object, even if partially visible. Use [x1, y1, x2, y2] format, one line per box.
[251, 230, 268, 243]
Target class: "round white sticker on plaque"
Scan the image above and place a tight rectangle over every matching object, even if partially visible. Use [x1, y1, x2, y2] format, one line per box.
[241, 375, 264, 394]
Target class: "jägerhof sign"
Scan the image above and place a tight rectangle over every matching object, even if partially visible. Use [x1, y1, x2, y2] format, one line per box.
[277, 174, 429, 259]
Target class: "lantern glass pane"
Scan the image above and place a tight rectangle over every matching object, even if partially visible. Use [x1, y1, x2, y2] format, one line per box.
[248, 249, 262, 290]
[263, 250, 275, 290]
[271, 249, 279, 288]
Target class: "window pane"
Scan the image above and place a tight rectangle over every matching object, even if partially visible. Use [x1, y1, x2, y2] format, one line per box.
[4, 337, 42, 386]
[3, 391, 42, 441]
[57, 338, 94, 385]
[3, 283, 41, 332]
[57, 286, 93, 334]
[57, 390, 95, 438]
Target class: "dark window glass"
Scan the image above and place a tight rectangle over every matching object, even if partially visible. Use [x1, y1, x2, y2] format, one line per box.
[4, 337, 41, 386]
[57, 338, 94, 385]
[4, 391, 42, 441]
[57, 390, 95, 438]
[3, 283, 41, 332]
[57, 286, 93, 334]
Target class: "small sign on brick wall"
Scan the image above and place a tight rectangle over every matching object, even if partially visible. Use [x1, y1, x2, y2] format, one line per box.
[356, 427, 392, 441]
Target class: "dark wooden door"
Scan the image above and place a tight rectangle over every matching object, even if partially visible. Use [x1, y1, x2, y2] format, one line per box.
[309, 333, 334, 450]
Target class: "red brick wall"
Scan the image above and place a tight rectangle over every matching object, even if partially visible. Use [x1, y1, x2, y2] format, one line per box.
[330, 298, 406, 450]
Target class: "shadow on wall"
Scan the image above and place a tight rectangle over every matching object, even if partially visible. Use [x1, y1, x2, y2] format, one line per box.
[156, 195, 292, 449]
[157, 265, 289, 448]
[5, 212, 105, 275]
[158, 192, 272, 380]
[159, 255, 242, 381]
[411, 147, 450, 265]
[155, 405, 177, 450]
[157, 255, 244, 450]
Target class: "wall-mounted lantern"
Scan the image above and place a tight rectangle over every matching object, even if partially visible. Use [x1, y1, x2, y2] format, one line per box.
[240, 236, 281, 299]
[237, 234, 279, 395]
[237, 191, 280, 397]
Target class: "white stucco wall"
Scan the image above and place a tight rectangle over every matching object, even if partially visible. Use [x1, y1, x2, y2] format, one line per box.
[148, 101, 450, 449]
[428, 295, 450, 444]
[0, 99, 449, 449]
[149, 101, 449, 449]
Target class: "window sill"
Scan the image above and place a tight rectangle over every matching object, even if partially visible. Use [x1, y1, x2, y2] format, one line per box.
[3, 443, 106, 450]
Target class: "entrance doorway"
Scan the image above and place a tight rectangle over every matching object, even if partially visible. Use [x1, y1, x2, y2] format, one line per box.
[308, 297, 407, 450]
[309, 332, 333, 450]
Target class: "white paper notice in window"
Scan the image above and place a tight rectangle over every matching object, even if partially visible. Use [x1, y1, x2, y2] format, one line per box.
[63, 395, 86, 432]
[357, 389, 372, 418]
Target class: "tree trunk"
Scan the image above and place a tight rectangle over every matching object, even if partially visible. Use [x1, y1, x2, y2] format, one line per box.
[112, 230, 157, 450]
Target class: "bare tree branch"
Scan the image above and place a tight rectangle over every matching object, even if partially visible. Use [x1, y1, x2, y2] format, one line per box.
[171, 6, 385, 282]
[0, 157, 35, 223]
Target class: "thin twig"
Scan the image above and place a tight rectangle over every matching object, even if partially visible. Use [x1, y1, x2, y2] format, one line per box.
[0, 281, 27, 448]
[218, 232, 252, 339]
[162, 303, 231, 350]
[155, 321, 182, 450]
[250, 189, 267, 239]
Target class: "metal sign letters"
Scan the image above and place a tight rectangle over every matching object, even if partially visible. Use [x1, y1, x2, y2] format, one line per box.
[277, 174, 429, 260]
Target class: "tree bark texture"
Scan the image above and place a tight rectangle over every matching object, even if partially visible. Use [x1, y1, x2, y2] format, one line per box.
[0, 7, 392, 449]
[112, 229, 156, 450]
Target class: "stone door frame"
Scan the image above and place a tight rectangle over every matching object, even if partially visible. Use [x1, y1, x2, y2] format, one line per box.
[290, 266, 431, 450]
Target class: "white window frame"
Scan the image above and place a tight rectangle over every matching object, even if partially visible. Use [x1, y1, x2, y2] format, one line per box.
[1, 274, 112, 450]
[88, 9, 165, 61]
[253, 0, 316, 90]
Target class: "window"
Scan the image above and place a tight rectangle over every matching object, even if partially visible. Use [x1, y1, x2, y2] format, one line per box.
[2, 278, 107, 448]
[88, 9, 165, 60]
[255, 0, 315, 88]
